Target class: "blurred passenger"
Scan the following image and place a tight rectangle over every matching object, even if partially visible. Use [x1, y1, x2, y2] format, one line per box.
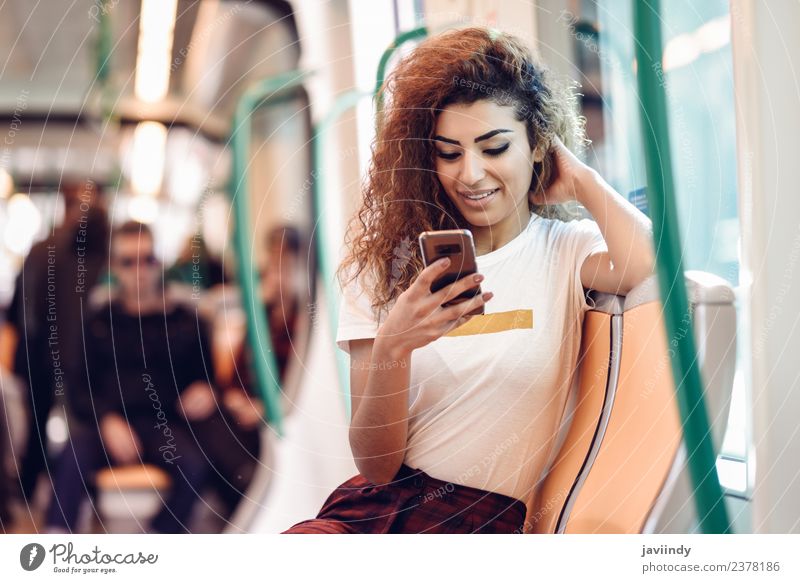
[2, 180, 109, 502]
[44, 221, 217, 533]
[197, 225, 303, 516]
[254, 224, 302, 382]
[228, 225, 302, 407]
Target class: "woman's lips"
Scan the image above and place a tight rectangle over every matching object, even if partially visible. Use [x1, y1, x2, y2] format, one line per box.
[458, 187, 499, 207]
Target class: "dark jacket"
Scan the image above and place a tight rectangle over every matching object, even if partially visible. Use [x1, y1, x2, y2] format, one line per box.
[72, 300, 216, 424]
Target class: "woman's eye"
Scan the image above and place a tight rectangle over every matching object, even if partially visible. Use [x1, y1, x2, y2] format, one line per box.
[484, 143, 510, 157]
[436, 150, 460, 160]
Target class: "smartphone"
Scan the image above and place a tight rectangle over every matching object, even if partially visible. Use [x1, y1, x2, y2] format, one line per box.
[418, 229, 484, 316]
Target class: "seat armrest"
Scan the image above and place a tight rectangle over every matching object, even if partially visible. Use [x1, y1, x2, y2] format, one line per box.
[585, 289, 625, 315]
[622, 274, 660, 311]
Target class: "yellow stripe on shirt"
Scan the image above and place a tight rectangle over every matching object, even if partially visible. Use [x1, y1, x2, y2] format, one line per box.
[444, 309, 533, 337]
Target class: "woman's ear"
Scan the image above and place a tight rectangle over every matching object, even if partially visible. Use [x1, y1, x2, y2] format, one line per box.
[529, 186, 547, 207]
[532, 145, 546, 163]
[528, 169, 546, 206]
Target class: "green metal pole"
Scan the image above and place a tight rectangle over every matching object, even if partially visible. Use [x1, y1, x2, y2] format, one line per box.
[92, 0, 114, 122]
[633, 0, 731, 533]
[229, 70, 310, 435]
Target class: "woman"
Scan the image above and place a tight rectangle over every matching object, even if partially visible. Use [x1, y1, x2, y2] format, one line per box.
[284, 27, 653, 534]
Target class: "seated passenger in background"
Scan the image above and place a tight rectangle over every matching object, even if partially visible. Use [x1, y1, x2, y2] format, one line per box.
[165, 234, 228, 290]
[44, 221, 217, 533]
[261, 224, 302, 380]
[197, 225, 303, 517]
[2, 179, 109, 504]
[230, 224, 302, 393]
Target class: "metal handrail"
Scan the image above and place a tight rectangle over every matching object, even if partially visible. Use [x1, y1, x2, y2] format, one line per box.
[228, 69, 310, 434]
[227, 26, 432, 429]
[374, 26, 428, 109]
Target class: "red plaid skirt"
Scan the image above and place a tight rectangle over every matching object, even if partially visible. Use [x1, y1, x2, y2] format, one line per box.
[282, 464, 526, 534]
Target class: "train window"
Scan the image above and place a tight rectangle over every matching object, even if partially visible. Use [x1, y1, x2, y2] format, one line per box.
[549, 0, 747, 491]
[0, 189, 62, 303]
[349, 1, 420, 184]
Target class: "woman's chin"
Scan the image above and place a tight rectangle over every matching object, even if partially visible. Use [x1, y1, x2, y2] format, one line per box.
[456, 205, 499, 227]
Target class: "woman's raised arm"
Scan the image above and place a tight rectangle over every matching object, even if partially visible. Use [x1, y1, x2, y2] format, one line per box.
[533, 137, 655, 295]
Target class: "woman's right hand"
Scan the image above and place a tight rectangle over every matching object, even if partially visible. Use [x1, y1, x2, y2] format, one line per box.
[375, 257, 493, 357]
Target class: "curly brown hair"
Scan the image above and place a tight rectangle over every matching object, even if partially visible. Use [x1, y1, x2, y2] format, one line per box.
[337, 27, 586, 320]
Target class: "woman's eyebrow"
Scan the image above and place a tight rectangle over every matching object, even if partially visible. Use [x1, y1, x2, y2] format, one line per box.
[432, 128, 513, 145]
[474, 128, 513, 142]
[433, 135, 460, 145]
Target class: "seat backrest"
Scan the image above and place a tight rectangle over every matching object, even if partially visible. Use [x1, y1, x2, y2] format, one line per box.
[530, 272, 736, 533]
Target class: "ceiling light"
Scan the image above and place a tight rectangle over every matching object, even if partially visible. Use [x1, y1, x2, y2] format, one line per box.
[134, 0, 178, 103]
[130, 121, 168, 197]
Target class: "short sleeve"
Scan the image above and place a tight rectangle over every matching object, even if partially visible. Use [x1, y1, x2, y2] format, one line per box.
[335, 268, 381, 355]
[572, 218, 608, 271]
[564, 218, 608, 310]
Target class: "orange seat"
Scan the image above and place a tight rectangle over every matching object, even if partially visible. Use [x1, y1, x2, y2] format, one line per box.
[94, 464, 172, 532]
[531, 272, 736, 533]
[95, 464, 172, 491]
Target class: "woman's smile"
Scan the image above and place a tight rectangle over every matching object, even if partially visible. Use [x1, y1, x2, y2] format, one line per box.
[458, 187, 500, 206]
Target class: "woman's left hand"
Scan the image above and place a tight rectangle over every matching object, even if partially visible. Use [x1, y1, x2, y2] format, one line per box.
[529, 136, 593, 206]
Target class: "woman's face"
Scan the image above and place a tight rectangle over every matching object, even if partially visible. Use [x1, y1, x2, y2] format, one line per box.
[433, 100, 537, 230]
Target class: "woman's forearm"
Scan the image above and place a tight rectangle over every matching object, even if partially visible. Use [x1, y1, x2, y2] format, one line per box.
[349, 338, 412, 484]
[577, 169, 655, 290]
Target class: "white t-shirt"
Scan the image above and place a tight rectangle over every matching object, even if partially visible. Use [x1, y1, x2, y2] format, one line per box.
[335, 212, 607, 512]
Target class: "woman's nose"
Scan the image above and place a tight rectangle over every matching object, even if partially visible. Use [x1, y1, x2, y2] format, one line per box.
[457, 150, 486, 186]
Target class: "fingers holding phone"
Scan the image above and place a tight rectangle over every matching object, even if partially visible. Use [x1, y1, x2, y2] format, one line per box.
[431, 269, 486, 313]
[440, 282, 494, 332]
[376, 256, 493, 355]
